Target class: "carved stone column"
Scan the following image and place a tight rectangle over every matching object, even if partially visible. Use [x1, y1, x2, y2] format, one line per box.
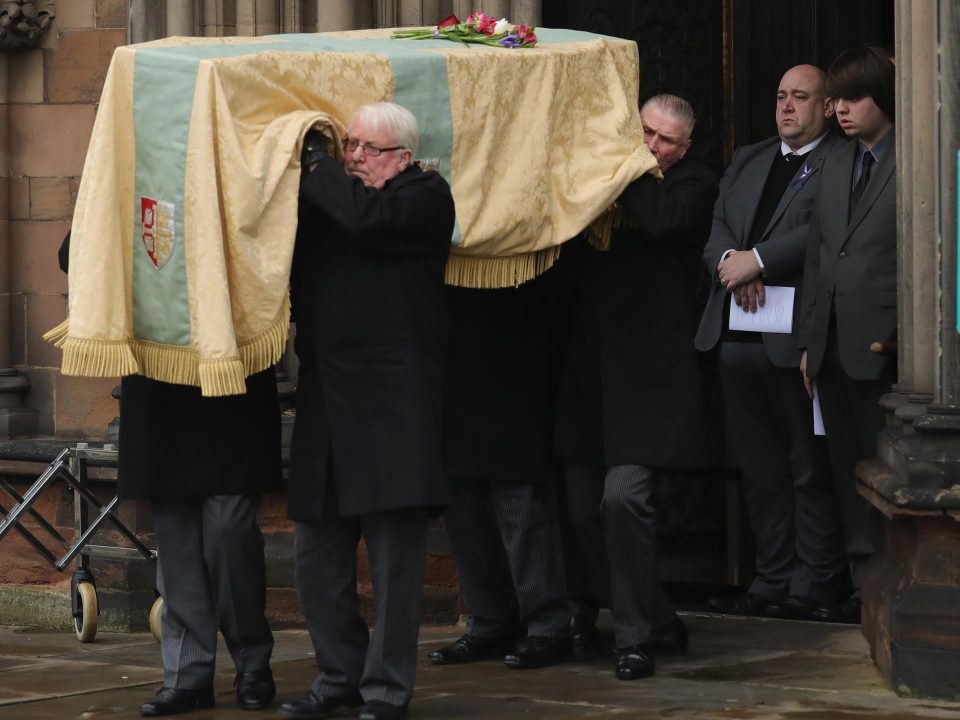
[166, 0, 196, 36]
[858, 0, 960, 698]
[314, 0, 358, 31]
[511, 0, 540, 26]
[236, 0, 280, 36]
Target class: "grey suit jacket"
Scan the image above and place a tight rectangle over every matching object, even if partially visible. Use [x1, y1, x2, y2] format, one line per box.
[797, 134, 897, 381]
[695, 132, 845, 368]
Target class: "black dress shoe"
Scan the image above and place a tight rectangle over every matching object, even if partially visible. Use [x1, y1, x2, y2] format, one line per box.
[427, 634, 515, 665]
[706, 592, 772, 617]
[140, 687, 215, 717]
[615, 646, 655, 680]
[357, 699, 407, 720]
[503, 635, 573, 669]
[764, 595, 820, 621]
[279, 689, 363, 719]
[235, 668, 276, 710]
[643, 617, 688, 656]
[571, 616, 612, 658]
[812, 595, 861, 624]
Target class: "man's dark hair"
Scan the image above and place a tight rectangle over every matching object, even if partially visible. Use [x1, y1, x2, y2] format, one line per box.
[826, 46, 895, 122]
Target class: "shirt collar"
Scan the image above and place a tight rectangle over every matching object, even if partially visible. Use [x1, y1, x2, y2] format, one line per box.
[861, 127, 894, 164]
[780, 133, 826, 158]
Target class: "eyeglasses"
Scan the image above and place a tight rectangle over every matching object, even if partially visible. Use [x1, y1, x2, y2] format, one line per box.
[342, 138, 406, 157]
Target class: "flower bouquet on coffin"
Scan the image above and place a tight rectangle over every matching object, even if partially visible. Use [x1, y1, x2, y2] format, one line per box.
[392, 12, 538, 48]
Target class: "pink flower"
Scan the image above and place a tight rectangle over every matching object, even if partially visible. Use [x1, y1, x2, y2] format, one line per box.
[521, 31, 538, 46]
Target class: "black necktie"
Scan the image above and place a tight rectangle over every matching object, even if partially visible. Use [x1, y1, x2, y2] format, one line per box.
[850, 151, 875, 212]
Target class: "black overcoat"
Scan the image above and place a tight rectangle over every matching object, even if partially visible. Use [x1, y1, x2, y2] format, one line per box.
[555, 158, 719, 468]
[117, 369, 282, 499]
[443, 238, 584, 485]
[288, 156, 454, 519]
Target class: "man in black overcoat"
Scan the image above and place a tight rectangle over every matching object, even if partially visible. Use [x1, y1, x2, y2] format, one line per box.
[554, 94, 718, 681]
[59, 233, 282, 718]
[282, 102, 455, 720]
[428, 240, 584, 670]
[694, 64, 848, 621]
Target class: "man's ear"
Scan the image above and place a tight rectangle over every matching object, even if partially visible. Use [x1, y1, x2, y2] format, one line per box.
[824, 96, 836, 118]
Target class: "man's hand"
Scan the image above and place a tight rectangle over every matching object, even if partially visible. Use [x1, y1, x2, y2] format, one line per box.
[800, 350, 813, 399]
[717, 250, 761, 290]
[733, 278, 766, 312]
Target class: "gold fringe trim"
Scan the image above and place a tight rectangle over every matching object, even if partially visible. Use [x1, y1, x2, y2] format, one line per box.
[238, 293, 291, 376]
[444, 246, 563, 289]
[49, 294, 291, 397]
[587, 203, 620, 251]
[199, 357, 248, 397]
[42, 318, 71, 348]
[59, 336, 140, 377]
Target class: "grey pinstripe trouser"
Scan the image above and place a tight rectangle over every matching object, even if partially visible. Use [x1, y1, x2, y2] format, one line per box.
[152, 494, 274, 688]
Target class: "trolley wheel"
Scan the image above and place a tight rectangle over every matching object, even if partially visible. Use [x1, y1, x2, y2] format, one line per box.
[74, 581, 98, 642]
[149, 596, 164, 642]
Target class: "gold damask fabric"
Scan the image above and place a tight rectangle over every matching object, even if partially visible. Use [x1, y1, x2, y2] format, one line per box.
[47, 28, 656, 395]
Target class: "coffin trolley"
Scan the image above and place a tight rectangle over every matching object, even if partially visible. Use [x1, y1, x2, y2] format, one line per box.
[0, 444, 160, 642]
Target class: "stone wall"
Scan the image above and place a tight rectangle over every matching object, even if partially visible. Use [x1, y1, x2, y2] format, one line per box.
[7, 0, 127, 438]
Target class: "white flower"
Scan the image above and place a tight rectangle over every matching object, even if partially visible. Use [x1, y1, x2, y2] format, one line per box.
[493, 18, 512, 35]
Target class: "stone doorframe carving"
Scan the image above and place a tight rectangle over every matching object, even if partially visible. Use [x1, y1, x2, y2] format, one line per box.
[0, 0, 55, 49]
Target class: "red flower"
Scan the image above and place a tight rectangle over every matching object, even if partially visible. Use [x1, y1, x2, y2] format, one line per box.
[437, 14, 459, 29]
[521, 31, 538, 46]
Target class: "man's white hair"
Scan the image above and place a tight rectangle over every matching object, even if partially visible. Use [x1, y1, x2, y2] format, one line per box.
[349, 102, 419, 155]
[641, 94, 696, 140]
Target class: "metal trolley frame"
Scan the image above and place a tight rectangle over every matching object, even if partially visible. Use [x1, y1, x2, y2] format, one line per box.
[0, 444, 157, 642]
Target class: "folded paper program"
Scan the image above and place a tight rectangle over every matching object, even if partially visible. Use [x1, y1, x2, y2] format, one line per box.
[45, 28, 657, 395]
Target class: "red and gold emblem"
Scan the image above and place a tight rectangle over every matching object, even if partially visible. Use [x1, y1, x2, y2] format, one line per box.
[140, 196, 176, 269]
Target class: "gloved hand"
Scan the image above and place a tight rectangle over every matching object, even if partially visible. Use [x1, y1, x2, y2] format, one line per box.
[300, 129, 328, 169]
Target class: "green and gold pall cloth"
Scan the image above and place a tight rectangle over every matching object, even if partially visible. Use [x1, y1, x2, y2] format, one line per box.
[46, 28, 657, 396]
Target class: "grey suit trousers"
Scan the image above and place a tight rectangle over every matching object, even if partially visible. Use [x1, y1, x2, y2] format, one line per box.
[441, 479, 571, 640]
[152, 495, 274, 688]
[564, 462, 677, 649]
[719, 341, 847, 603]
[294, 505, 428, 708]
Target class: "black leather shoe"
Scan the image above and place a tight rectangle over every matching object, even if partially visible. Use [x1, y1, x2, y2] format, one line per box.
[358, 699, 407, 720]
[615, 646, 656, 680]
[235, 668, 276, 710]
[571, 616, 612, 658]
[706, 592, 771, 617]
[504, 635, 573, 669]
[279, 689, 363, 719]
[764, 595, 820, 621]
[428, 634, 515, 665]
[140, 687, 215, 716]
[643, 617, 688, 656]
[812, 595, 861, 624]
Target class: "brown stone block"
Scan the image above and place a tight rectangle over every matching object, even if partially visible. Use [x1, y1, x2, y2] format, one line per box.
[10, 220, 70, 294]
[9, 105, 96, 177]
[96, 0, 128, 29]
[54, 374, 119, 439]
[25, 294, 68, 368]
[29, 177, 79, 220]
[54, 0, 95, 29]
[8, 49, 44, 103]
[46, 29, 125, 104]
[0, 108, 9, 174]
[23, 368, 56, 435]
[9, 293, 26, 366]
[10, 176, 29, 220]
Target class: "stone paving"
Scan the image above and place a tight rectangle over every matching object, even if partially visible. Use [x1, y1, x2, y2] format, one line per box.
[1, 613, 959, 719]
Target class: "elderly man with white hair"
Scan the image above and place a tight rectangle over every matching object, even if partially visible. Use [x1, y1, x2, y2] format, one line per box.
[282, 102, 455, 720]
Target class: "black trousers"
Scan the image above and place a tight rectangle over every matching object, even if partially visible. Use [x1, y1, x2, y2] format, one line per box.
[719, 341, 847, 603]
[441, 479, 570, 640]
[563, 462, 677, 649]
